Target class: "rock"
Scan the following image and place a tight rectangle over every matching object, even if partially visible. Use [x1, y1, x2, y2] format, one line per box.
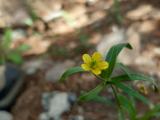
[12, 29, 27, 40]
[139, 20, 156, 33]
[22, 59, 43, 75]
[26, 0, 63, 22]
[40, 92, 77, 120]
[0, 64, 24, 109]
[22, 58, 54, 75]
[47, 19, 75, 34]
[0, 0, 29, 27]
[126, 4, 153, 20]
[124, 23, 141, 65]
[48, 92, 70, 120]
[97, 26, 141, 65]
[0, 111, 13, 120]
[20, 36, 51, 55]
[39, 112, 49, 120]
[45, 60, 75, 82]
[70, 115, 84, 120]
[66, 5, 88, 28]
[0, 66, 6, 90]
[126, 4, 160, 21]
[96, 26, 126, 57]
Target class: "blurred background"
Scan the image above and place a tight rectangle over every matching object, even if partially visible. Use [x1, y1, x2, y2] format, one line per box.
[0, 0, 160, 120]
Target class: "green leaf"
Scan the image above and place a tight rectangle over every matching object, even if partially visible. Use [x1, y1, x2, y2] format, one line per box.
[2, 28, 12, 49]
[23, 18, 34, 26]
[16, 44, 30, 52]
[111, 73, 154, 83]
[78, 84, 104, 102]
[113, 0, 123, 24]
[59, 66, 84, 82]
[116, 63, 154, 82]
[118, 94, 137, 120]
[92, 95, 113, 105]
[112, 82, 151, 105]
[139, 104, 160, 120]
[7, 52, 23, 64]
[100, 43, 132, 79]
[118, 109, 125, 120]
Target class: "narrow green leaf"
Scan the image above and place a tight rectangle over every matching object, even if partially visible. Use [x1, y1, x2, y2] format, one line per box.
[2, 28, 12, 49]
[23, 18, 34, 26]
[7, 52, 23, 64]
[92, 95, 113, 105]
[113, 82, 151, 105]
[116, 63, 154, 82]
[78, 84, 104, 102]
[113, 0, 123, 24]
[118, 109, 125, 120]
[118, 94, 137, 120]
[16, 44, 30, 52]
[139, 104, 160, 120]
[111, 73, 154, 83]
[101, 43, 132, 79]
[59, 66, 84, 82]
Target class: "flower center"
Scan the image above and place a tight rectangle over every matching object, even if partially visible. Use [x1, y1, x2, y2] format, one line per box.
[90, 60, 97, 68]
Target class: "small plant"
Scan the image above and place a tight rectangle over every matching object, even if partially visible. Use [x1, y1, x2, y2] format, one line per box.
[60, 43, 160, 120]
[113, 0, 123, 24]
[0, 28, 30, 65]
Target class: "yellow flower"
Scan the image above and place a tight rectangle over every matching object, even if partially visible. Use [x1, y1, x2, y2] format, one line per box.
[81, 52, 109, 75]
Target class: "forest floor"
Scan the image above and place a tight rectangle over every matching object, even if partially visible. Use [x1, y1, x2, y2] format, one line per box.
[0, 0, 160, 120]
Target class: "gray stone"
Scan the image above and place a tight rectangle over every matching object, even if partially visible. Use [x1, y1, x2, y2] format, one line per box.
[26, 0, 63, 22]
[70, 115, 84, 120]
[0, 0, 29, 27]
[126, 4, 153, 20]
[22, 59, 43, 75]
[12, 29, 27, 40]
[0, 65, 5, 90]
[48, 92, 70, 120]
[0, 64, 24, 109]
[22, 59, 54, 75]
[97, 26, 126, 57]
[40, 92, 77, 120]
[96, 26, 141, 65]
[39, 112, 49, 120]
[0, 111, 13, 120]
[45, 60, 75, 82]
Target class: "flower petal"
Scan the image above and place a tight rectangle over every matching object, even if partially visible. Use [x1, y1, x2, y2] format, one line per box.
[91, 68, 101, 75]
[92, 52, 102, 61]
[98, 61, 109, 70]
[81, 64, 90, 71]
[82, 54, 92, 63]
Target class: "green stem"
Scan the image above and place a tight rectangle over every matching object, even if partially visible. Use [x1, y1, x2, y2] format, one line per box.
[111, 85, 124, 119]
[111, 85, 121, 107]
[93, 74, 112, 85]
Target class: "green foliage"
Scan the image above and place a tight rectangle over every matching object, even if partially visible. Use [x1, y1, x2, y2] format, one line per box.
[2, 28, 12, 49]
[138, 104, 160, 120]
[118, 94, 136, 120]
[91, 95, 113, 105]
[59, 43, 158, 120]
[0, 28, 30, 65]
[60, 67, 84, 82]
[78, 83, 104, 102]
[113, 82, 150, 105]
[101, 43, 132, 79]
[113, 0, 123, 24]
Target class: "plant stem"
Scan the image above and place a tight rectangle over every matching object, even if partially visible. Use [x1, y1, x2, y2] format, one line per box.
[111, 85, 120, 107]
[93, 74, 112, 84]
[111, 85, 124, 117]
